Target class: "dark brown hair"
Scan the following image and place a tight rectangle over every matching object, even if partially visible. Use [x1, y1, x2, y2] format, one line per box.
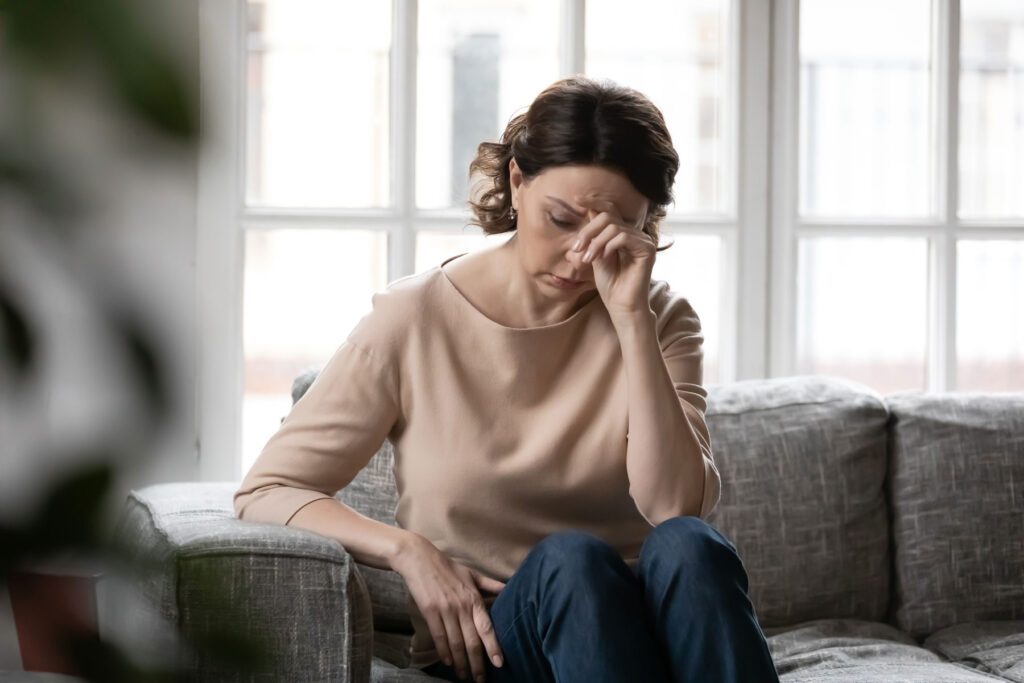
[468, 76, 679, 251]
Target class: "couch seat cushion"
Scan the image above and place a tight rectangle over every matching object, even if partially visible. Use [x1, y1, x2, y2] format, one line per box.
[924, 621, 1024, 683]
[766, 619, 1008, 682]
[371, 657, 443, 682]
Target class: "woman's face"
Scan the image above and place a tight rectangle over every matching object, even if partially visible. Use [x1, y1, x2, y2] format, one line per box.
[508, 161, 649, 300]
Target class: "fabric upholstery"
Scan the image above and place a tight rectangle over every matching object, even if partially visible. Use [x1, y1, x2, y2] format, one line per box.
[924, 622, 1024, 683]
[703, 376, 891, 627]
[887, 392, 1024, 640]
[371, 658, 441, 682]
[119, 482, 373, 682]
[334, 439, 414, 635]
[118, 377, 1024, 682]
[766, 619, 1009, 682]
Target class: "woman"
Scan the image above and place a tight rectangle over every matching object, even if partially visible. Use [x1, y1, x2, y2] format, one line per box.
[235, 76, 778, 683]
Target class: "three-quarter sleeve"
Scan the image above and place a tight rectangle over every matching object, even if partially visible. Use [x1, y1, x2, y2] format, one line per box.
[234, 338, 401, 525]
[655, 288, 722, 519]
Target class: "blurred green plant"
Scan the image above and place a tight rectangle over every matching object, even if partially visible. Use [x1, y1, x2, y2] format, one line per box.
[0, 0, 270, 679]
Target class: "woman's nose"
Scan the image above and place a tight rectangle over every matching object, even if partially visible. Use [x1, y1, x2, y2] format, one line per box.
[564, 241, 588, 269]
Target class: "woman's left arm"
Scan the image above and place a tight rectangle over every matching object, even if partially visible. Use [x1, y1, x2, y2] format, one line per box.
[613, 311, 720, 524]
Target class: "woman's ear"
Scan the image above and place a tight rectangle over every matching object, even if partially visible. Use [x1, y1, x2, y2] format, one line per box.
[509, 158, 522, 210]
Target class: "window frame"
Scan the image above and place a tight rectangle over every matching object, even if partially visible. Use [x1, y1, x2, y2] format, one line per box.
[196, 0, 770, 478]
[198, 0, 1024, 478]
[769, 0, 1024, 389]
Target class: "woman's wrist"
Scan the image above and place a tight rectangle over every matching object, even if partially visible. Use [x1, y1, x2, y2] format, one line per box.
[610, 308, 657, 339]
[388, 528, 431, 572]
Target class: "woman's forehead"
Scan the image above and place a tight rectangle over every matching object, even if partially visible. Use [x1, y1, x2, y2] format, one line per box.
[529, 164, 648, 218]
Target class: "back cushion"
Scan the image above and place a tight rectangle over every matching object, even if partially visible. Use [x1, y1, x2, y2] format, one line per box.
[887, 391, 1024, 640]
[705, 376, 891, 627]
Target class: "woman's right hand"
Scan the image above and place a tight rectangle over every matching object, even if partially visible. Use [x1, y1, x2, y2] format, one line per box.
[392, 534, 506, 683]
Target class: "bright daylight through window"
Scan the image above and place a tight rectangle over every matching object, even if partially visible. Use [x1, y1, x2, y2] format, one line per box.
[234, 0, 1023, 475]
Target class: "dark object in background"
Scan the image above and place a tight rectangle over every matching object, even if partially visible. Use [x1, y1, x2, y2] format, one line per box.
[9, 566, 102, 676]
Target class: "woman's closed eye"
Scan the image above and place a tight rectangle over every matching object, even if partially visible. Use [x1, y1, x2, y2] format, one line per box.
[547, 212, 574, 228]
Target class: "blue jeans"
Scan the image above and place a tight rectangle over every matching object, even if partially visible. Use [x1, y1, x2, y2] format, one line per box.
[422, 516, 780, 683]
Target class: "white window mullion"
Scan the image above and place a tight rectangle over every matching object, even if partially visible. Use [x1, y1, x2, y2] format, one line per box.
[391, 0, 418, 281]
[196, 0, 247, 480]
[928, 232, 957, 391]
[560, 0, 585, 77]
[769, 0, 801, 378]
[928, 0, 960, 391]
[734, 0, 771, 381]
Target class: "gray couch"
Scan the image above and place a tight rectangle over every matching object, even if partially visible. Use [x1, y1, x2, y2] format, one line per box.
[118, 376, 1024, 681]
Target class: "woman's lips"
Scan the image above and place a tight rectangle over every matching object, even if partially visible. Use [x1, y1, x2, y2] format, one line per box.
[550, 274, 584, 289]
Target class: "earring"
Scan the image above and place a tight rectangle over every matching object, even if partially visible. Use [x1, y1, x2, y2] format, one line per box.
[509, 207, 518, 221]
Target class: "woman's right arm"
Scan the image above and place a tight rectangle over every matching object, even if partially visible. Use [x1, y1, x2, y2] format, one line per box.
[287, 496, 413, 570]
[236, 306, 505, 680]
[289, 498, 506, 683]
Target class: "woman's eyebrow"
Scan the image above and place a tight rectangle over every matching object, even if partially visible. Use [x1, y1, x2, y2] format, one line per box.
[546, 194, 638, 225]
[544, 196, 585, 216]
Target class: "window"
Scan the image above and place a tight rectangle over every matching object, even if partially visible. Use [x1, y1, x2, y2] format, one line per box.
[196, 0, 1023, 479]
[773, 0, 1024, 393]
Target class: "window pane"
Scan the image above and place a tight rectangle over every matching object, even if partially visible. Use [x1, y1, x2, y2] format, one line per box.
[797, 237, 928, 393]
[652, 234, 722, 384]
[960, 0, 1024, 218]
[800, 0, 932, 218]
[246, 1, 390, 208]
[416, 0, 560, 210]
[587, 0, 732, 215]
[957, 241, 1024, 390]
[415, 230, 513, 274]
[242, 230, 388, 474]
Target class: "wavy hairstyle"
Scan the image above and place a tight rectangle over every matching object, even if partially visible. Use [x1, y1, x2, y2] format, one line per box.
[468, 76, 679, 251]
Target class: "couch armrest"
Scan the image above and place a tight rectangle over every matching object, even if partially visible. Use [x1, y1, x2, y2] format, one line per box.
[115, 482, 373, 683]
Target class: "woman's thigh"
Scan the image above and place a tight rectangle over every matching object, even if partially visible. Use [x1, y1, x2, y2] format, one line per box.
[484, 529, 670, 683]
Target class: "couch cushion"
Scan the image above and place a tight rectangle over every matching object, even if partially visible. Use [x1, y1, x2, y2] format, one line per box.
[923, 621, 1024, 683]
[371, 657, 444, 682]
[766, 619, 1009, 682]
[887, 392, 1024, 639]
[705, 376, 891, 628]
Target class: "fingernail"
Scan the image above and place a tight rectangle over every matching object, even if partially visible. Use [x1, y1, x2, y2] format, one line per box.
[583, 250, 593, 263]
[443, 657, 452, 667]
[572, 239, 582, 251]
[492, 654, 503, 668]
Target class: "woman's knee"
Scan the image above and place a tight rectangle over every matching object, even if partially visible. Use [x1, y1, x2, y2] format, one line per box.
[525, 529, 625, 582]
[639, 516, 740, 570]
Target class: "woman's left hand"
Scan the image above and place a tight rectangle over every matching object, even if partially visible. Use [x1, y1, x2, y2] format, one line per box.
[569, 196, 656, 322]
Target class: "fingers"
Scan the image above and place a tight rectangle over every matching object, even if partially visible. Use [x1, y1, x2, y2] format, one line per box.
[577, 222, 650, 265]
[425, 611, 455, 671]
[471, 570, 507, 595]
[474, 599, 505, 671]
[459, 604, 489, 683]
[442, 590, 498, 682]
[442, 607, 470, 681]
[402, 549, 506, 681]
[600, 231, 632, 261]
[570, 200, 645, 265]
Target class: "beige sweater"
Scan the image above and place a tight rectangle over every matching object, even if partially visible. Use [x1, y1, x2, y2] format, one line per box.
[235, 253, 721, 668]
